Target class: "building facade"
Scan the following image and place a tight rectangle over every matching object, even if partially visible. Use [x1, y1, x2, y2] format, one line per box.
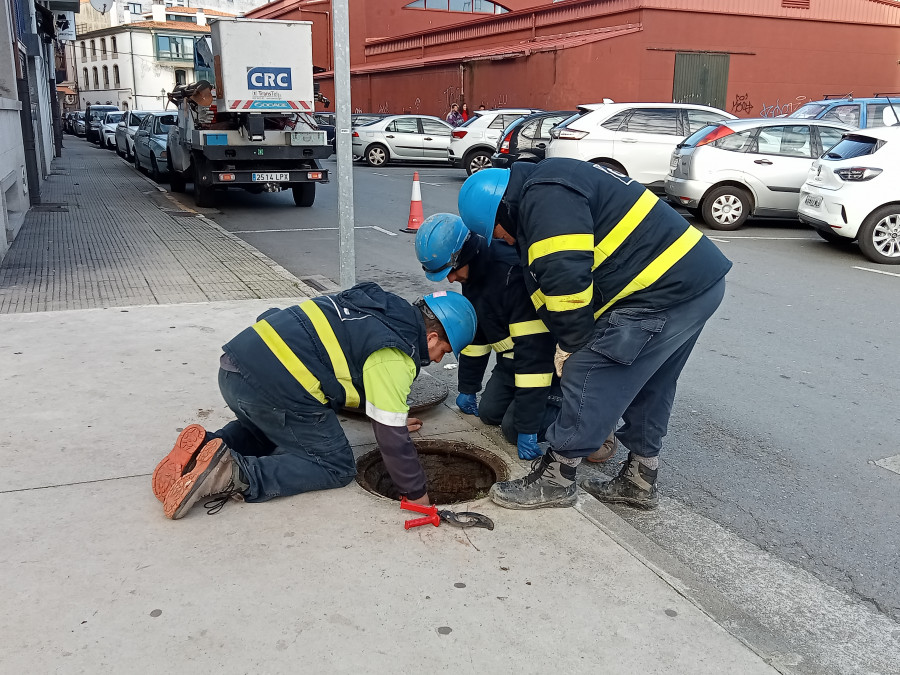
[247, 0, 900, 118]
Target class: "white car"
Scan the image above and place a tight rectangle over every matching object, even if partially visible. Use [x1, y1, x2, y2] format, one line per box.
[351, 114, 453, 166]
[799, 127, 900, 264]
[115, 110, 153, 161]
[100, 111, 125, 150]
[665, 118, 852, 229]
[547, 102, 736, 189]
[448, 108, 542, 175]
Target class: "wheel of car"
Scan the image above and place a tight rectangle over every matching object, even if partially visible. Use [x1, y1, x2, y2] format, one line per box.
[465, 149, 492, 176]
[133, 152, 141, 172]
[857, 205, 900, 265]
[702, 185, 751, 231]
[150, 156, 163, 183]
[292, 183, 316, 207]
[365, 144, 388, 167]
[126, 142, 134, 162]
[192, 161, 216, 208]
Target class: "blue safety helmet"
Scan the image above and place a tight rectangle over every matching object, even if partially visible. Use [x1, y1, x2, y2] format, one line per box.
[422, 291, 477, 358]
[457, 168, 510, 246]
[415, 213, 470, 282]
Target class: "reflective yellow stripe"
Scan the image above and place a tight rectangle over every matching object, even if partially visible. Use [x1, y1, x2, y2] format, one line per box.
[515, 372, 553, 388]
[594, 226, 703, 319]
[593, 190, 658, 269]
[502, 351, 515, 359]
[528, 233, 595, 266]
[509, 319, 549, 337]
[461, 344, 491, 357]
[491, 337, 514, 353]
[531, 289, 545, 311]
[252, 319, 326, 404]
[298, 300, 360, 408]
[542, 285, 593, 312]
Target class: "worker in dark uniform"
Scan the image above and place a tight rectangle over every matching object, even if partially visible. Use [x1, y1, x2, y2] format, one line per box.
[414, 213, 557, 460]
[152, 283, 477, 519]
[458, 159, 732, 510]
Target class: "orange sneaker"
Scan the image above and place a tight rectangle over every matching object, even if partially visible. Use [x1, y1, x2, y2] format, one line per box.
[164, 439, 236, 520]
[151, 424, 207, 502]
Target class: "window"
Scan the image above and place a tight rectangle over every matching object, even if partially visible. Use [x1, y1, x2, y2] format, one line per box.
[687, 110, 727, 134]
[168, 14, 196, 22]
[404, 0, 509, 13]
[601, 112, 629, 131]
[823, 134, 882, 160]
[92, 67, 99, 89]
[80, 41, 86, 60]
[174, 69, 186, 86]
[113, 65, 120, 87]
[489, 114, 521, 130]
[82, 67, 89, 89]
[387, 118, 420, 134]
[90, 40, 96, 58]
[866, 102, 899, 128]
[817, 126, 845, 153]
[102, 66, 109, 89]
[111, 37, 117, 56]
[100, 38, 107, 57]
[623, 109, 680, 135]
[128, 2, 141, 13]
[820, 104, 860, 128]
[539, 115, 567, 138]
[788, 103, 827, 120]
[713, 129, 755, 152]
[155, 35, 195, 61]
[754, 125, 812, 157]
[155, 114, 177, 134]
[421, 119, 451, 136]
[519, 119, 539, 139]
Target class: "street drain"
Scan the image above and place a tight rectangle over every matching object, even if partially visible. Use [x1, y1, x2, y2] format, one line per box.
[356, 439, 508, 504]
[342, 373, 448, 416]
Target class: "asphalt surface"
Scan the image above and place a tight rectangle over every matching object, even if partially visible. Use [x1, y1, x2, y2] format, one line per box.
[163, 157, 900, 628]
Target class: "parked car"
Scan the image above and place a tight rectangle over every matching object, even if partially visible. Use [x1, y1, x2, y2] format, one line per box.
[100, 111, 125, 150]
[134, 111, 176, 181]
[448, 108, 542, 175]
[351, 114, 453, 166]
[491, 110, 576, 169]
[63, 111, 80, 134]
[798, 127, 900, 264]
[73, 111, 86, 136]
[665, 118, 852, 229]
[547, 102, 736, 189]
[85, 104, 120, 144]
[788, 96, 900, 129]
[115, 110, 152, 160]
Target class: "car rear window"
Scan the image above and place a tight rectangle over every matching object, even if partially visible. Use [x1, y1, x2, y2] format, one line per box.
[866, 102, 900, 128]
[555, 111, 590, 130]
[789, 103, 827, 119]
[822, 134, 884, 159]
[680, 124, 719, 148]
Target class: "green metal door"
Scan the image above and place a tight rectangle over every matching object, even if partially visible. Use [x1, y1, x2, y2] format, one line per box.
[673, 53, 730, 109]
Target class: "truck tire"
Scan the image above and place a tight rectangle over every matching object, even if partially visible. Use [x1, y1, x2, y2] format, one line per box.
[193, 162, 216, 208]
[292, 183, 315, 207]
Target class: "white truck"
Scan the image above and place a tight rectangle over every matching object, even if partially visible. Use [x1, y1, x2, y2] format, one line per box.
[167, 18, 331, 208]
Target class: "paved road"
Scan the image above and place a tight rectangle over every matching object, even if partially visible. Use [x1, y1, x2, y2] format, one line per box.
[165, 157, 900, 627]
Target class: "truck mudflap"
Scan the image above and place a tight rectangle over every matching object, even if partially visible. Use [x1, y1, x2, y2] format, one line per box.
[210, 168, 329, 186]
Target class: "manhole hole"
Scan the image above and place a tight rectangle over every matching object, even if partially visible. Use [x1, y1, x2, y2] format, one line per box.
[342, 373, 448, 416]
[356, 439, 509, 504]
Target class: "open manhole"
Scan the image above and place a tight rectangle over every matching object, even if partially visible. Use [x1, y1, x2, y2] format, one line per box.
[342, 372, 448, 416]
[356, 439, 509, 504]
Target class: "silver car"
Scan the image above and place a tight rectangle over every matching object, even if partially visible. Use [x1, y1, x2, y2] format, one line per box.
[665, 118, 852, 230]
[134, 112, 176, 181]
[352, 115, 453, 167]
[115, 110, 153, 161]
[101, 112, 125, 150]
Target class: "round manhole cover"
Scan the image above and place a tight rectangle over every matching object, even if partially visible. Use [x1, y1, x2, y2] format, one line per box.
[356, 439, 509, 504]
[342, 373, 448, 417]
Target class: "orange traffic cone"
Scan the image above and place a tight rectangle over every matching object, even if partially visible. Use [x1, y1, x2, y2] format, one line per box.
[401, 171, 424, 233]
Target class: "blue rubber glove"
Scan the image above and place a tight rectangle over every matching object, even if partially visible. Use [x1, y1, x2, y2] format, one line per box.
[456, 393, 479, 416]
[517, 433, 542, 460]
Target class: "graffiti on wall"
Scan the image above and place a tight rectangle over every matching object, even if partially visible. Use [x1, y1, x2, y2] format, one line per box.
[730, 93, 754, 115]
[759, 96, 810, 118]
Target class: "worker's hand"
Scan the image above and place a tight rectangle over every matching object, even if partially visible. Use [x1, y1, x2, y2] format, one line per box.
[517, 433, 542, 460]
[455, 392, 479, 416]
[554, 345, 572, 377]
[406, 417, 423, 433]
[406, 493, 430, 506]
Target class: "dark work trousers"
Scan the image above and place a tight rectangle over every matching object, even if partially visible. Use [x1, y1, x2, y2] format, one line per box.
[213, 368, 357, 503]
[546, 278, 726, 460]
[478, 355, 562, 445]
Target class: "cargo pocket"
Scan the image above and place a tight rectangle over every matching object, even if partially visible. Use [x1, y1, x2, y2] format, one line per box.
[590, 310, 666, 365]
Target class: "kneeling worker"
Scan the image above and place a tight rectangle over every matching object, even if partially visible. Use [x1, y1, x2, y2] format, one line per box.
[152, 282, 477, 519]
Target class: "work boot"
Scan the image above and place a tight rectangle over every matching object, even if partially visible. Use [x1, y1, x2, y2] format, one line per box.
[586, 433, 618, 464]
[163, 439, 244, 520]
[581, 454, 658, 510]
[490, 453, 577, 509]
[152, 424, 207, 502]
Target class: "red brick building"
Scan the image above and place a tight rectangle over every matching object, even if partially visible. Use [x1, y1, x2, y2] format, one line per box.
[247, 0, 900, 118]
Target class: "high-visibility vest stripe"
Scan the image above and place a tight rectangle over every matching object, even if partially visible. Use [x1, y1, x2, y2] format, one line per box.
[528, 233, 595, 266]
[491, 336, 514, 353]
[594, 226, 703, 319]
[509, 319, 549, 337]
[531, 285, 593, 313]
[593, 190, 658, 269]
[461, 343, 491, 357]
[515, 372, 553, 388]
[252, 319, 326, 404]
[299, 300, 360, 408]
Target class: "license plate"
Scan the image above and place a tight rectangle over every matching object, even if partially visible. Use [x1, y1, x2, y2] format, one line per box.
[805, 195, 822, 208]
[252, 173, 289, 182]
[670, 156, 679, 169]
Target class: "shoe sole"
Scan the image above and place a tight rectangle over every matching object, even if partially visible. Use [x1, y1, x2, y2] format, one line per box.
[489, 489, 577, 510]
[581, 481, 658, 510]
[163, 439, 228, 520]
[151, 424, 207, 502]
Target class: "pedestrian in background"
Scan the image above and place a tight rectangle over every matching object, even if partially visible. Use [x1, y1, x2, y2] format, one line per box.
[461, 103, 470, 122]
[478, 104, 486, 111]
[446, 103, 464, 127]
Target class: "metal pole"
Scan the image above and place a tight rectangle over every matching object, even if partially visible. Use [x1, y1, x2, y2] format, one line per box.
[332, 0, 355, 288]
